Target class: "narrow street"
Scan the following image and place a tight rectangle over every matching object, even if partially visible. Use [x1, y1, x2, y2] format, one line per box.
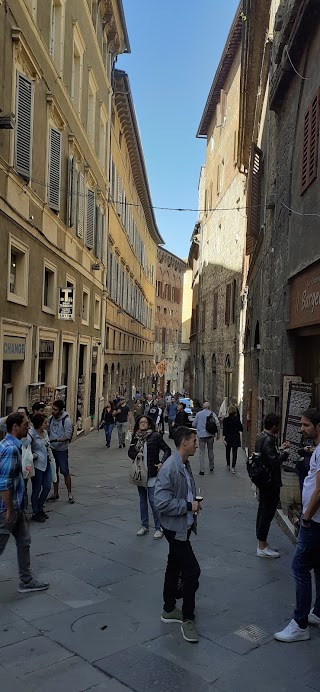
[0, 431, 319, 692]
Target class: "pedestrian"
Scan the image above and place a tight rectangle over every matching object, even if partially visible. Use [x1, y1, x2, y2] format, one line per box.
[128, 415, 171, 538]
[100, 401, 115, 447]
[144, 394, 153, 416]
[147, 397, 162, 430]
[158, 399, 166, 435]
[47, 399, 74, 504]
[296, 435, 315, 503]
[154, 426, 201, 643]
[166, 396, 178, 438]
[255, 412, 289, 558]
[230, 396, 241, 420]
[113, 392, 120, 409]
[193, 402, 220, 475]
[31, 401, 45, 419]
[133, 398, 145, 422]
[0, 411, 49, 593]
[113, 397, 131, 448]
[218, 397, 228, 423]
[223, 405, 243, 473]
[274, 409, 320, 643]
[29, 414, 53, 522]
[172, 402, 191, 429]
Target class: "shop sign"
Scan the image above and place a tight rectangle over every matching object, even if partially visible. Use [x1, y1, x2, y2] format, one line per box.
[58, 288, 74, 321]
[39, 340, 54, 359]
[289, 261, 320, 329]
[3, 336, 26, 361]
[92, 346, 98, 365]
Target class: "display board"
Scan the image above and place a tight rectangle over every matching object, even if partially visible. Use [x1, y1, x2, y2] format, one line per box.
[283, 381, 313, 471]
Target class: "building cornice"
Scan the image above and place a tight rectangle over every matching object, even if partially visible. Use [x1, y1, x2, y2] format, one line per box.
[197, 3, 243, 138]
[114, 69, 163, 245]
[157, 247, 187, 272]
[99, 0, 130, 55]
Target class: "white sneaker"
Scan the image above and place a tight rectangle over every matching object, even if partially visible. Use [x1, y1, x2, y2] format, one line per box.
[137, 527, 149, 536]
[308, 608, 320, 626]
[153, 530, 163, 540]
[231, 468, 235, 474]
[257, 547, 280, 559]
[274, 619, 310, 642]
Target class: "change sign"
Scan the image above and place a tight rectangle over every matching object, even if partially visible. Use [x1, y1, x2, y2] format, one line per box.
[58, 287, 74, 321]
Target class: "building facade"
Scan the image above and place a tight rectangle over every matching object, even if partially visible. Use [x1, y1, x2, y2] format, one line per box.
[193, 6, 247, 414]
[104, 69, 162, 401]
[179, 264, 193, 395]
[0, 0, 129, 428]
[239, 0, 320, 453]
[154, 248, 187, 395]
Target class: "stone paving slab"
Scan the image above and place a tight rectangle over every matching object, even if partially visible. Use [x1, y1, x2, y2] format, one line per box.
[0, 433, 319, 690]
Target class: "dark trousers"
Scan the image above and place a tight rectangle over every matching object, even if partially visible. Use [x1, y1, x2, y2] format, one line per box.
[0, 510, 32, 584]
[226, 445, 238, 468]
[256, 484, 280, 542]
[292, 521, 320, 628]
[162, 528, 200, 621]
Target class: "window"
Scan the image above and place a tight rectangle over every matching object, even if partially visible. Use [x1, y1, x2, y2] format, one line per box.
[202, 301, 206, 332]
[87, 70, 97, 146]
[77, 172, 85, 238]
[225, 283, 232, 326]
[220, 89, 227, 126]
[162, 327, 166, 353]
[7, 236, 29, 306]
[48, 125, 62, 211]
[213, 292, 218, 329]
[247, 143, 263, 250]
[94, 295, 101, 329]
[42, 261, 57, 314]
[164, 284, 168, 299]
[86, 188, 95, 249]
[231, 279, 237, 325]
[171, 286, 175, 302]
[15, 72, 34, 181]
[99, 106, 107, 169]
[49, 0, 65, 74]
[71, 23, 85, 116]
[82, 287, 90, 325]
[301, 91, 320, 195]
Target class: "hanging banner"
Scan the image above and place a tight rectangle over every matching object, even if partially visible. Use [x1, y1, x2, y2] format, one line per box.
[157, 360, 166, 377]
[283, 381, 313, 471]
[58, 288, 75, 321]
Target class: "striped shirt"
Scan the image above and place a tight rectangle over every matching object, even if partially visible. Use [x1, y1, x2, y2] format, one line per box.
[0, 435, 24, 513]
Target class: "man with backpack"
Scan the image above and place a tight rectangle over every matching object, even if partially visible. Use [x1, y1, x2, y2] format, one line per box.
[255, 413, 289, 558]
[48, 399, 74, 504]
[193, 402, 220, 475]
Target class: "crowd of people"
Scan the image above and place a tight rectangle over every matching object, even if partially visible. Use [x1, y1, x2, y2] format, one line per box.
[1, 391, 320, 646]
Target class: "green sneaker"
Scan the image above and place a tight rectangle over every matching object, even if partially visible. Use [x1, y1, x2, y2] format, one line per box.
[161, 608, 183, 623]
[181, 619, 198, 642]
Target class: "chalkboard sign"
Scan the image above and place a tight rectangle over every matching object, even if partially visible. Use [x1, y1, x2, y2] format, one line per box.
[283, 381, 313, 471]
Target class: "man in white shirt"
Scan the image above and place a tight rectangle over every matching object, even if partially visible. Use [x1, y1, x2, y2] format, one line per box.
[275, 408, 320, 643]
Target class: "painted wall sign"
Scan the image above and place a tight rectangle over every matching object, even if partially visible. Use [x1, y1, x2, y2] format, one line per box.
[3, 337, 26, 361]
[289, 261, 320, 329]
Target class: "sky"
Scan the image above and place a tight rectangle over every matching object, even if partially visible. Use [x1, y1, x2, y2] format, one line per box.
[117, 0, 240, 259]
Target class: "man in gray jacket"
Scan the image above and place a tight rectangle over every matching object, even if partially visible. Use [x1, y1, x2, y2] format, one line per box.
[154, 426, 201, 643]
[48, 400, 74, 504]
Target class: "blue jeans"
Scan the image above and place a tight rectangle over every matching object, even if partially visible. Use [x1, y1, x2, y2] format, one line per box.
[104, 424, 114, 446]
[292, 521, 320, 628]
[138, 485, 161, 531]
[31, 463, 52, 514]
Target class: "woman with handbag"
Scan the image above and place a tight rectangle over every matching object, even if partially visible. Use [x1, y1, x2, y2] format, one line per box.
[128, 415, 171, 539]
[29, 414, 54, 523]
[100, 401, 115, 448]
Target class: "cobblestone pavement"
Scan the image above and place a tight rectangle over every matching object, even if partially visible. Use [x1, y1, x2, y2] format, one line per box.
[0, 431, 319, 691]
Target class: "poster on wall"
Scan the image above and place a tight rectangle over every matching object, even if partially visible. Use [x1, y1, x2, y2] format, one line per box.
[58, 288, 74, 321]
[283, 381, 313, 471]
[281, 375, 302, 440]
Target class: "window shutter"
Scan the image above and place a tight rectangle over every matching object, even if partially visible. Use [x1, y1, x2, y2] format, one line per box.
[48, 126, 62, 211]
[69, 155, 77, 227]
[231, 279, 237, 324]
[107, 248, 111, 293]
[86, 189, 95, 249]
[247, 143, 263, 241]
[101, 213, 106, 266]
[117, 175, 123, 216]
[225, 283, 231, 326]
[77, 172, 85, 238]
[301, 91, 320, 195]
[15, 72, 33, 180]
[95, 205, 101, 259]
[213, 292, 218, 329]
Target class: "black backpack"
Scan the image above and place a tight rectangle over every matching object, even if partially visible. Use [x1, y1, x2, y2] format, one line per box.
[246, 435, 271, 488]
[206, 413, 218, 436]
